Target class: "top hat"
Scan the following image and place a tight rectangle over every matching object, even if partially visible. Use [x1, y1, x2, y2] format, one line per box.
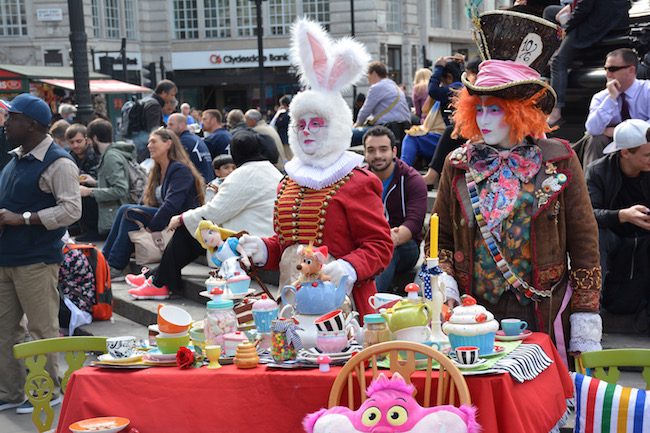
[462, 10, 562, 113]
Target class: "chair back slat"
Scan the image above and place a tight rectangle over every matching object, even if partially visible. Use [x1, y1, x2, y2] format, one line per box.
[13, 337, 108, 433]
[580, 349, 650, 389]
[328, 341, 471, 409]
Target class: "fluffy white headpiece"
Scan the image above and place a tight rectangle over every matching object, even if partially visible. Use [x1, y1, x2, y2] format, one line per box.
[288, 18, 370, 168]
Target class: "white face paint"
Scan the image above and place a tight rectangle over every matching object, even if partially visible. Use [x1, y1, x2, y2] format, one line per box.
[296, 114, 328, 155]
[475, 98, 511, 147]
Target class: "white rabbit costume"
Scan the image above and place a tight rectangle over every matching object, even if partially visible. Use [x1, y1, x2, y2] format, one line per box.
[240, 19, 393, 319]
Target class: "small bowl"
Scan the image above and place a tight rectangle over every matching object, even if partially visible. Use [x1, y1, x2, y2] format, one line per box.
[156, 333, 191, 354]
[158, 305, 192, 334]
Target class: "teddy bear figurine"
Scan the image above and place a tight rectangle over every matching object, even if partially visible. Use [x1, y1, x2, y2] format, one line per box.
[292, 242, 331, 288]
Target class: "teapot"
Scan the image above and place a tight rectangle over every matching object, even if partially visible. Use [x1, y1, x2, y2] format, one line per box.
[280, 275, 348, 316]
[278, 304, 362, 349]
[381, 300, 432, 333]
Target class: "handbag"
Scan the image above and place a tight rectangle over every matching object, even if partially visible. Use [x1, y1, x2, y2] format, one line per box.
[125, 208, 174, 265]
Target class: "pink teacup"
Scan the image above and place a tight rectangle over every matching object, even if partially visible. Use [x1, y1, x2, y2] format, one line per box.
[316, 332, 348, 354]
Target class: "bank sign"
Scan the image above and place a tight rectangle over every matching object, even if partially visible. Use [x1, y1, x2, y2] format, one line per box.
[171, 48, 291, 70]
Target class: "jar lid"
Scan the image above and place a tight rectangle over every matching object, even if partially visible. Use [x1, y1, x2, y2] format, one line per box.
[207, 299, 234, 309]
[364, 314, 386, 324]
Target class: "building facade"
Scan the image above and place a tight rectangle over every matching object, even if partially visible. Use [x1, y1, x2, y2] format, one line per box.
[0, 0, 511, 111]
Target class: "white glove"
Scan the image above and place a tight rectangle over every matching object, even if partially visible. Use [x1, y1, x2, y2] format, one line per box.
[440, 272, 460, 306]
[569, 312, 602, 353]
[238, 234, 268, 266]
[323, 259, 357, 295]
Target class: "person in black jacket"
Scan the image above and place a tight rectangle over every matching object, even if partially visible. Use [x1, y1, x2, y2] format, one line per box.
[547, 0, 630, 126]
[585, 119, 650, 300]
[132, 80, 178, 162]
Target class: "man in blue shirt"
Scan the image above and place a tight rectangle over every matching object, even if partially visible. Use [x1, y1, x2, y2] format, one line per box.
[201, 109, 232, 158]
[167, 113, 214, 182]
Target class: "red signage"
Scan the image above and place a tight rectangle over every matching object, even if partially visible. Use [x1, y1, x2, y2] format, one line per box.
[0, 79, 22, 90]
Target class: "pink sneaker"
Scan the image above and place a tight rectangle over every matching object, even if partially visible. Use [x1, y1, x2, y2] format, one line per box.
[128, 278, 170, 300]
[125, 267, 150, 288]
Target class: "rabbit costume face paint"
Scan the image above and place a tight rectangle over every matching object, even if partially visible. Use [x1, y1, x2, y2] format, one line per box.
[296, 114, 328, 155]
[287, 19, 370, 170]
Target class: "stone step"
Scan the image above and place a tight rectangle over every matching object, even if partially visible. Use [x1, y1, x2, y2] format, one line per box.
[76, 313, 148, 340]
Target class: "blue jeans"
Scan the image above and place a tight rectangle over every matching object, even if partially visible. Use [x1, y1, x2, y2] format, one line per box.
[400, 133, 441, 167]
[102, 204, 158, 270]
[375, 240, 421, 293]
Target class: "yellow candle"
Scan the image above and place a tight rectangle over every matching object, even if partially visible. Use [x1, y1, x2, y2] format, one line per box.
[430, 213, 439, 259]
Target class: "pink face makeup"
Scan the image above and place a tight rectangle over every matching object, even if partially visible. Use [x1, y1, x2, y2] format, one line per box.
[475, 101, 510, 147]
[297, 115, 328, 155]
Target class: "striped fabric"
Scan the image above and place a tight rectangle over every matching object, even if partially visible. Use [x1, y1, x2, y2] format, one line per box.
[572, 372, 650, 433]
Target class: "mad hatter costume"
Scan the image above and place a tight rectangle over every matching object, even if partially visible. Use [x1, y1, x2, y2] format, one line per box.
[240, 19, 393, 320]
[426, 9, 602, 358]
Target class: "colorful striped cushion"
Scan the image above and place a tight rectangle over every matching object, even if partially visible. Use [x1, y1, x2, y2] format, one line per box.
[572, 372, 650, 433]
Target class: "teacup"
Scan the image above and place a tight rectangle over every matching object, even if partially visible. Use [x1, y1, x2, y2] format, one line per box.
[455, 346, 480, 365]
[368, 293, 402, 311]
[106, 336, 136, 359]
[501, 318, 528, 336]
[393, 325, 433, 343]
[314, 309, 346, 333]
[316, 332, 348, 354]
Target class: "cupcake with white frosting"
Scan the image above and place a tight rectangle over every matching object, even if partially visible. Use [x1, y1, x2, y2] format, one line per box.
[442, 295, 498, 355]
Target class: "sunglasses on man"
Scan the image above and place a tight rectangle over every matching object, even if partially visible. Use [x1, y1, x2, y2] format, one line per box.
[603, 65, 633, 72]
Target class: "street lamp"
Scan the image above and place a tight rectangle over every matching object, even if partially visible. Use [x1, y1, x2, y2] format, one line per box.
[67, 0, 93, 124]
[251, 0, 266, 111]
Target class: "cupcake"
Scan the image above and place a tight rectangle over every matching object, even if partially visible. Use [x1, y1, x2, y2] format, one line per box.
[442, 295, 498, 355]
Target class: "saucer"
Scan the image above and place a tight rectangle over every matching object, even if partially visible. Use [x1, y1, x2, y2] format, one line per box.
[199, 288, 255, 300]
[451, 358, 488, 370]
[495, 329, 533, 342]
[98, 353, 143, 364]
[480, 345, 506, 358]
[69, 416, 129, 433]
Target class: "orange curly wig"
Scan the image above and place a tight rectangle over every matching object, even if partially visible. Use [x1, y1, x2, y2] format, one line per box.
[452, 88, 553, 144]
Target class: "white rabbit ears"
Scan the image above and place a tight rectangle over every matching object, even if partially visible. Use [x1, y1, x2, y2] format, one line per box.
[290, 18, 370, 94]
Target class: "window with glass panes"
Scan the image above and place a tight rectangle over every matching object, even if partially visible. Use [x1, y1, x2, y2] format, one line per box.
[205, 0, 230, 38]
[125, 0, 137, 40]
[451, 0, 464, 29]
[105, 0, 120, 38]
[303, 0, 329, 29]
[236, 0, 256, 37]
[386, 0, 401, 32]
[430, 0, 442, 28]
[269, 0, 295, 35]
[174, 0, 199, 39]
[91, 0, 101, 37]
[0, 0, 27, 36]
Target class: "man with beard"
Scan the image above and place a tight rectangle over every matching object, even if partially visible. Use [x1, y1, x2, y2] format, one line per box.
[0, 94, 80, 413]
[363, 126, 427, 294]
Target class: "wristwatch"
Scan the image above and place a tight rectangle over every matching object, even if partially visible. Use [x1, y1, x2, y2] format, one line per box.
[22, 211, 31, 226]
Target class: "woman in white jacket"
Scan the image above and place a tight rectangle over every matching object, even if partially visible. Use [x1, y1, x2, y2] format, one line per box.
[126, 130, 283, 299]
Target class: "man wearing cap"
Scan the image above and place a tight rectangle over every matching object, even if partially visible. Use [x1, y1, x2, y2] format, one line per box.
[585, 119, 650, 312]
[0, 99, 11, 171]
[0, 93, 81, 413]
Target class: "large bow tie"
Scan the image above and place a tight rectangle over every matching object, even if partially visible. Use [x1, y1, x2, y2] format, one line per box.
[467, 143, 542, 239]
[468, 143, 542, 184]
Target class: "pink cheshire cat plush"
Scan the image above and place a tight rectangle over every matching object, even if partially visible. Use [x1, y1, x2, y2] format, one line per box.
[304, 373, 480, 433]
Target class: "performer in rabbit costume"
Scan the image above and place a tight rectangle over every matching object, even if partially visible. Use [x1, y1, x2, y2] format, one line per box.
[240, 19, 392, 319]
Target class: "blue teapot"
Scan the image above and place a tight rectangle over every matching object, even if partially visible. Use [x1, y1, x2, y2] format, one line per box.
[280, 276, 348, 315]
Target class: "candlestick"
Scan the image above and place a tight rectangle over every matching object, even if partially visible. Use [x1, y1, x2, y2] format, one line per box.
[429, 213, 439, 259]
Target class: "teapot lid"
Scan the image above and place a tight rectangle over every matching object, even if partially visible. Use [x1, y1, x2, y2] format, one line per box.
[252, 294, 278, 311]
[207, 299, 234, 309]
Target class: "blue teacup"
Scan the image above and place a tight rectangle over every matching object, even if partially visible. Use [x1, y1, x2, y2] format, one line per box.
[501, 318, 528, 336]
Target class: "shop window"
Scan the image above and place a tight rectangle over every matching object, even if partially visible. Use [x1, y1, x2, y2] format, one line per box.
[236, 0, 257, 37]
[387, 45, 402, 84]
[205, 0, 230, 38]
[0, 0, 27, 36]
[385, 0, 401, 33]
[105, 0, 120, 39]
[269, 0, 295, 35]
[124, 0, 137, 40]
[303, 0, 329, 29]
[91, 0, 101, 37]
[174, 0, 199, 39]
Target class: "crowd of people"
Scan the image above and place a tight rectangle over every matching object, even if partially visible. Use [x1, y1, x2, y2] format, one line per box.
[0, 3, 648, 415]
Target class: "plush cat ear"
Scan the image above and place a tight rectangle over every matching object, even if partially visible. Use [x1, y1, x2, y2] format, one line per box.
[291, 18, 369, 93]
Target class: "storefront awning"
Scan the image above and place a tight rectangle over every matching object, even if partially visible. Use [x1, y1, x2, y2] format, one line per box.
[38, 78, 151, 94]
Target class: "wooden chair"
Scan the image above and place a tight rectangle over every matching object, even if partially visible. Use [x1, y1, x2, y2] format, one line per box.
[13, 336, 107, 433]
[328, 341, 471, 409]
[577, 348, 650, 389]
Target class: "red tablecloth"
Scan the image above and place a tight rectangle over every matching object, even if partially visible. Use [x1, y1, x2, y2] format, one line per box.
[56, 333, 572, 433]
